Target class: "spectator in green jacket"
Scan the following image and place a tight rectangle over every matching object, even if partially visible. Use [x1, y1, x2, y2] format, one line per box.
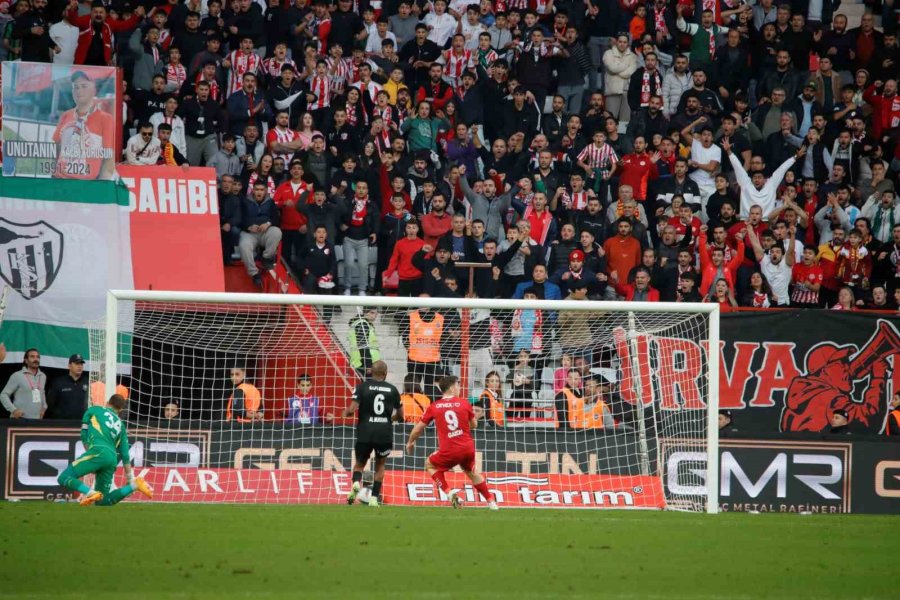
[399, 100, 450, 154]
[348, 307, 381, 377]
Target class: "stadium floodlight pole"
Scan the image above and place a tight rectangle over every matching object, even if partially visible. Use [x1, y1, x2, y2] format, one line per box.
[104, 291, 119, 403]
[706, 306, 721, 515]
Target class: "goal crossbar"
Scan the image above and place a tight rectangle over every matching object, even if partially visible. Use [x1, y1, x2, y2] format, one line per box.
[102, 290, 720, 513]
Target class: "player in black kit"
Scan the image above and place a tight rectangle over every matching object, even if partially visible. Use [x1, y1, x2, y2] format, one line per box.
[340, 360, 402, 507]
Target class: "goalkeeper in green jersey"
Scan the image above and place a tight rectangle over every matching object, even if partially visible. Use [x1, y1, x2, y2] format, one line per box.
[57, 394, 153, 506]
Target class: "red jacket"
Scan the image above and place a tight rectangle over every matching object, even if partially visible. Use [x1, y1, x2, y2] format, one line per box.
[862, 84, 900, 140]
[387, 236, 426, 280]
[698, 231, 744, 297]
[618, 152, 659, 201]
[273, 180, 312, 231]
[68, 8, 140, 66]
[614, 281, 660, 302]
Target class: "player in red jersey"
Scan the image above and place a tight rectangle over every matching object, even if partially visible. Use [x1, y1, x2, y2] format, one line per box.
[405, 375, 498, 510]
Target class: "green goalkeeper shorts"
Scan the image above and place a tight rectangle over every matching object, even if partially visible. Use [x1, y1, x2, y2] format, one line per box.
[69, 447, 118, 494]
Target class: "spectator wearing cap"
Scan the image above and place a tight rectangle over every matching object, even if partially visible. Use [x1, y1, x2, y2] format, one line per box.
[827, 408, 852, 434]
[718, 410, 737, 434]
[227, 72, 269, 136]
[552, 247, 599, 292]
[413, 238, 457, 297]
[45, 355, 89, 419]
[787, 80, 824, 138]
[67, 0, 143, 66]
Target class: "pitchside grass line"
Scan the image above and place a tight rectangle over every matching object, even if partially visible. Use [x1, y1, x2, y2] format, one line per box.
[1, 504, 895, 600]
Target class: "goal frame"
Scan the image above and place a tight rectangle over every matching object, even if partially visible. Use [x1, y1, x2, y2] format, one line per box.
[104, 290, 721, 513]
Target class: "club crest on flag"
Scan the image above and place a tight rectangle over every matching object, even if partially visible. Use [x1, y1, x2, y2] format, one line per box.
[0, 218, 64, 300]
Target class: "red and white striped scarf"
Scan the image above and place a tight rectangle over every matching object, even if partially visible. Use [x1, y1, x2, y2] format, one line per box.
[166, 63, 186, 91]
[195, 74, 220, 101]
[640, 69, 661, 107]
[247, 172, 276, 199]
[350, 195, 369, 226]
[562, 191, 590, 211]
[262, 57, 297, 80]
[654, 8, 668, 36]
[227, 50, 261, 97]
[327, 57, 350, 96]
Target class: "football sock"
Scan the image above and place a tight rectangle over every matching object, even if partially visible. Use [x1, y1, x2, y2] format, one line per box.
[431, 471, 450, 494]
[57, 467, 90, 495]
[351, 471, 363, 484]
[98, 483, 137, 507]
[474, 481, 493, 502]
[372, 481, 383, 499]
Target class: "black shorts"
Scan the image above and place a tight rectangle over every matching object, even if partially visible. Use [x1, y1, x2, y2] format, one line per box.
[354, 441, 392, 463]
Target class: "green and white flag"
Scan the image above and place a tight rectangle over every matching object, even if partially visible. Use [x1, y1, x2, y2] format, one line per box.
[0, 178, 132, 368]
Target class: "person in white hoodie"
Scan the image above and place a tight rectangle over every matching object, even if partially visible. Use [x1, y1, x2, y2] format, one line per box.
[662, 54, 691, 118]
[602, 33, 638, 123]
[723, 137, 804, 218]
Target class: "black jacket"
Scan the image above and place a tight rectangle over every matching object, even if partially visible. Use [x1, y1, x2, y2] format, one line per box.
[179, 97, 224, 138]
[45, 373, 89, 420]
[13, 11, 58, 62]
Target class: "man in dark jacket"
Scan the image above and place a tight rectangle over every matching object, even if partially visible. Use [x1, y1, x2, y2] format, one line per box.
[12, 0, 59, 62]
[219, 174, 243, 262]
[239, 181, 282, 286]
[45, 355, 89, 419]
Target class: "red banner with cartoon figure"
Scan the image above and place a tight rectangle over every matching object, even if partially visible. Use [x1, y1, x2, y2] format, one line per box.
[1, 62, 121, 179]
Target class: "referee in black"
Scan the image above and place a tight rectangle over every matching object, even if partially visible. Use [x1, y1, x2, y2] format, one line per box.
[341, 360, 402, 507]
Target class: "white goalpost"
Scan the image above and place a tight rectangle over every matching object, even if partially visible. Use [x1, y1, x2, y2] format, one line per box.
[92, 291, 720, 513]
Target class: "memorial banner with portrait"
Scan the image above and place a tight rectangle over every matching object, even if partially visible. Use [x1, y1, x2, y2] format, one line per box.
[1, 62, 121, 180]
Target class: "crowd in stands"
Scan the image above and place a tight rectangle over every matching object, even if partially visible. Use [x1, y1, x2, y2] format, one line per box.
[2, 0, 899, 306]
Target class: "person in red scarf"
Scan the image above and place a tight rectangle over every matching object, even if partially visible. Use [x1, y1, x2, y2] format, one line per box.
[341, 180, 379, 296]
[617, 136, 661, 204]
[627, 52, 664, 112]
[515, 191, 557, 252]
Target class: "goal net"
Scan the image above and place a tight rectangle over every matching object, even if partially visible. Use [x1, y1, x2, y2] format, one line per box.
[89, 291, 720, 512]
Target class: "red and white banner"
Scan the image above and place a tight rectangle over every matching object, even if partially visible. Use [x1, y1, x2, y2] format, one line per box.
[118, 166, 225, 292]
[124, 468, 665, 509]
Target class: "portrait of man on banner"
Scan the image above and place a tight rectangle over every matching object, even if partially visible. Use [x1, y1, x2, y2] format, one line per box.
[1, 62, 120, 180]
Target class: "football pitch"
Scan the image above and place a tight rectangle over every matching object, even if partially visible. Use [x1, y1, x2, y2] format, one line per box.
[1, 503, 895, 600]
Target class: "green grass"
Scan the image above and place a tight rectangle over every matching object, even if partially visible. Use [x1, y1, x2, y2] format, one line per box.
[1, 503, 896, 599]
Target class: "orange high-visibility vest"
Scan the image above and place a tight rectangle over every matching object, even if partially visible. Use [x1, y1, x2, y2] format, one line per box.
[564, 388, 609, 429]
[226, 383, 262, 422]
[887, 409, 900, 436]
[401, 392, 431, 423]
[480, 389, 505, 426]
[408, 311, 443, 363]
[90, 382, 129, 406]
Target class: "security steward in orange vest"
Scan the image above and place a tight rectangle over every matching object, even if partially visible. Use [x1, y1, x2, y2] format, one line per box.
[400, 373, 432, 423]
[226, 366, 263, 422]
[887, 392, 900, 436]
[555, 368, 583, 430]
[406, 308, 444, 399]
[475, 370, 505, 427]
